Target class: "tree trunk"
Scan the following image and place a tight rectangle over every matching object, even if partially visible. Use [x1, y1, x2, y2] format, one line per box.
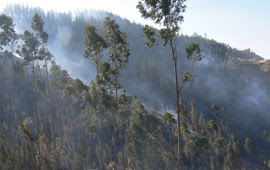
[169, 38, 182, 169]
[173, 58, 182, 169]
[32, 62, 35, 89]
[96, 60, 104, 170]
[114, 61, 119, 170]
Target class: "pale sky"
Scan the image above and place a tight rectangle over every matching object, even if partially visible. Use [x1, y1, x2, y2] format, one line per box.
[1, 0, 270, 59]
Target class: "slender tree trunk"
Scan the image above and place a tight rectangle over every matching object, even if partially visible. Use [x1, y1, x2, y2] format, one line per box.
[114, 60, 119, 170]
[51, 104, 57, 149]
[96, 60, 104, 170]
[10, 42, 22, 168]
[174, 58, 182, 169]
[32, 62, 35, 89]
[45, 59, 49, 84]
[35, 110, 41, 169]
[121, 128, 126, 170]
[169, 39, 182, 169]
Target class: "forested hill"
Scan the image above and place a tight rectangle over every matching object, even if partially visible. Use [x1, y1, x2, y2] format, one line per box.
[1, 4, 270, 169]
[3, 3, 270, 144]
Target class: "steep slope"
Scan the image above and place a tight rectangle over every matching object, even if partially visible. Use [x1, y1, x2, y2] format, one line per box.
[3, 4, 270, 161]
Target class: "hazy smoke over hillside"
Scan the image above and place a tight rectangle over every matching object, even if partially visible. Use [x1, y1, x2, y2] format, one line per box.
[48, 25, 96, 82]
[3, 5, 269, 136]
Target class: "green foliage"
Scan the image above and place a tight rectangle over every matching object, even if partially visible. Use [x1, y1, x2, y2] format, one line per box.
[181, 120, 188, 135]
[182, 71, 192, 83]
[184, 135, 209, 158]
[104, 16, 129, 67]
[213, 137, 226, 157]
[137, 0, 186, 29]
[31, 13, 44, 33]
[163, 112, 176, 125]
[143, 25, 157, 47]
[31, 13, 48, 44]
[66, 78, 88, 97]
[224, 135, 241, 169]
[20, 30, 40, 63]
[207, 120, 218, 131]
[0, 14, 17, 49]
[186, 43, 201, 61]
[49, 63, 71, 92]
[84, 24, 108, 64]
[0, 7, 269, 170]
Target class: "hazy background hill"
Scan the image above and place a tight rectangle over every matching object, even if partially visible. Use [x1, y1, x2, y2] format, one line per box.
[3, 4, 270, 153]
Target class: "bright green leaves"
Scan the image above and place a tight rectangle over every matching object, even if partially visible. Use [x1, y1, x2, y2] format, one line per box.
[143, 25, 157, 47]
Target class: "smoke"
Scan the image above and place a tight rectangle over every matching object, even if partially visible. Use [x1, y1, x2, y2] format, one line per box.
[5, 5, 270, 123]
[48, 25, 96, 84]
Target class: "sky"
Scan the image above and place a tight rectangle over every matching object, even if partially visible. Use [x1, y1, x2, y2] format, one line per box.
[1, 0, 270, 59]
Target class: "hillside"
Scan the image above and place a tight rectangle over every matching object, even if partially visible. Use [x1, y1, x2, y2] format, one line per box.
[4, 4, 269, 128]
[0, 4, 270, 170]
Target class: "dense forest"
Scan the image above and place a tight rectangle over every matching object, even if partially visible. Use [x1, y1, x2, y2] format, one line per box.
[0, 2, 270, 170]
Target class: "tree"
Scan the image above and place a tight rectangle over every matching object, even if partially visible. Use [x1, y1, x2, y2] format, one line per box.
[103, 16, 130, 106]
[84, 24, 108, 79]
[20, 29, 39, 85]
[20, 13, 51, 88]
[0, 14, 17, 53]
[31, 13, 52, 84]
[103, 16, 130, 169]
[137, 1, 201, 168]
[84, 24, 108, 170]
[0, 14, 18, 95]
